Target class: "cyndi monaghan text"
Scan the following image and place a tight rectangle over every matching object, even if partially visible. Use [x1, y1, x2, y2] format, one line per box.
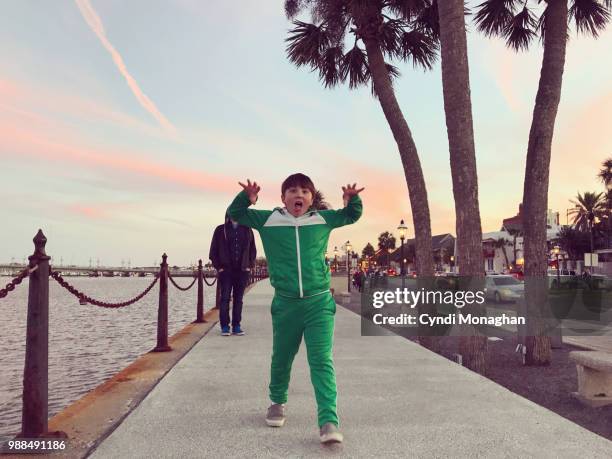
[372, 313, 525, 327]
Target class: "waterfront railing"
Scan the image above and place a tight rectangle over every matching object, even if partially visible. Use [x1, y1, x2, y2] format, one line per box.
[0, 229, 268, 439]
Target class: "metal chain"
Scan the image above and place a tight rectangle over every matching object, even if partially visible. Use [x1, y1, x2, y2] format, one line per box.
[168, 273, 197, 291]
[203, 276, 217, 286]
[49, 269, 159, 308]
[0, 265, 38, 299]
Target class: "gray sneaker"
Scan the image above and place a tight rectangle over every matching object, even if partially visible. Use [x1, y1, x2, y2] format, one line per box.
[319, 422, 343, 444]
[265, 403, 285, 427]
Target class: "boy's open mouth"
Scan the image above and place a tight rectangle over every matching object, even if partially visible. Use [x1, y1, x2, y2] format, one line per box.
[294, 200, 304, 212]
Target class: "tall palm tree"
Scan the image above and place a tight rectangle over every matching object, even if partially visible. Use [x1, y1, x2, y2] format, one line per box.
[506, 227, 522, 266]
[474, 0, 611, 365]
[437, 0, 487, 373]
[283, 0, 438, 280]
[569, 191, 606, 252]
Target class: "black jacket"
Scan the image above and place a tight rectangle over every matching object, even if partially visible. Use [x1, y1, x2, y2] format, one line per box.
[209, 221, 256, 271]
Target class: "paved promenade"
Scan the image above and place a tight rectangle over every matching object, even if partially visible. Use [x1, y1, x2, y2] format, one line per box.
[91, 280, 611, 458]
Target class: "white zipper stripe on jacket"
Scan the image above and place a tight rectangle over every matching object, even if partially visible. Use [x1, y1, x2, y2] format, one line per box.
[294, 225, 303, 298]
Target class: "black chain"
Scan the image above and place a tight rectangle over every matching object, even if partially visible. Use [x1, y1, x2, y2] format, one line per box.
[168, 273, 197, 291]
[203, 275, 217, 286]
[0, 265, 37, 299]
[49, 269, 159, 308]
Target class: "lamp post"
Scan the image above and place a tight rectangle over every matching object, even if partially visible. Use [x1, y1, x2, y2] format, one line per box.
[334, 246, 338, 273]
[346, 241, 352, 292]
[553, 245, 560, 286]
[398, 219, 407, 289]
[450, 255, 455, 273]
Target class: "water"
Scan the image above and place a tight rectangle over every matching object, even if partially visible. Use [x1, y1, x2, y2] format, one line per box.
[0, 276, 216, 437]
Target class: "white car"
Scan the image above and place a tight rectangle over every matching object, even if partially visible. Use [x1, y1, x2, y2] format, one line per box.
[485, 275, 524, 303]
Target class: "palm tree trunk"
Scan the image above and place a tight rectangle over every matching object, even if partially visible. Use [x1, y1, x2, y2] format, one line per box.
[355, 8, 436, 351]
[522, 0, 568, 366]
[360, 37, 434, 280]
[501, 245, 510, 270]
[437, 0, 487, 374]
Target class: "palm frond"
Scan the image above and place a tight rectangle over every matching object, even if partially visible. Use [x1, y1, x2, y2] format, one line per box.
[385, 0, 429, 21]
[399, 29, 439, 69]
[413, 0, 440, 39]
[598, 158, 612, 187]
[340, 45, 370, 89]
[474, 0, 515, 37]
[570, 0, 611, 37]
[318, 46, 343, 88]
[379, 18, 404, 57]
[285, 0, 312, 19]
[286, 20, 331, 68]
[504, 6, 537, 51]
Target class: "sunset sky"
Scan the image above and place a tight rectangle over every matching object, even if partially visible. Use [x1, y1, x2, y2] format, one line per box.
[1, 0, 611, 267]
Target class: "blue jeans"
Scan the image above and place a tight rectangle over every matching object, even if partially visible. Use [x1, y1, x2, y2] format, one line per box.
[219, 269, 249, 329]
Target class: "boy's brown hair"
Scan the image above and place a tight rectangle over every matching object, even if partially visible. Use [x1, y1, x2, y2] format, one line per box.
[281, 173, 316, 197]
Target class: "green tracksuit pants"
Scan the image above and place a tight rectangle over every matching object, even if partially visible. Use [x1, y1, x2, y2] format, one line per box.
[269, 292, 338, 427]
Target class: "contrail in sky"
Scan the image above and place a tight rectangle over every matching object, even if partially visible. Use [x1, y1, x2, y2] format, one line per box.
[75, 0, 177, 134]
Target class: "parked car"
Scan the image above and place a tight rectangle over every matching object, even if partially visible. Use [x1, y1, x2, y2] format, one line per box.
[387, 268, 397, 277]
[485, 275, 524, 303]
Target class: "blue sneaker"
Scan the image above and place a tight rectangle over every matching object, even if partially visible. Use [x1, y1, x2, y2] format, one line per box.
[232, 326, 245, 336]
[221, 326, 231, 336]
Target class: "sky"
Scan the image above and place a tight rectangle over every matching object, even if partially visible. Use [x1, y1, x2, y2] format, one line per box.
[1, 0, 611, 267]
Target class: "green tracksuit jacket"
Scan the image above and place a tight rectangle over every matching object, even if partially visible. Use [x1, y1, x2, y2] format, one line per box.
[227, 190, 363, 298]
[227, 190, 362, 427]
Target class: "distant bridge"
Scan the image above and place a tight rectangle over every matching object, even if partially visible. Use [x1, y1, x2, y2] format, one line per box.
[0, 264, 214, 277]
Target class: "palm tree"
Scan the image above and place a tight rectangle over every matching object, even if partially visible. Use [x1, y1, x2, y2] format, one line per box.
[494, 237, 511, 270]
[474, 0, 611, 365]
[506, 227, 522, 266]
[312, 190, 332, 210]
[283, 0, 437, 279]
[597, 159, 612, 247]
[437, 0, 487, 373]
[597, 157, 612, 187]
[569, 191, 606, 252]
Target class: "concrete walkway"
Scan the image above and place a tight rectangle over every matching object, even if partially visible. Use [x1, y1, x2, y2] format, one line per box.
[91, 280, 611, 458]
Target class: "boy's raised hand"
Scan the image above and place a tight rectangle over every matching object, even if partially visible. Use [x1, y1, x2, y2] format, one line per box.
[342, 183, 364, 207]
[239, 179, 261, 204]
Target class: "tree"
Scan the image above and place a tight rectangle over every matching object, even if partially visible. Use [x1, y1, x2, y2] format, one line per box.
[377, 231, 397, 251]
[474, 0, 611, 365]
[494, 237, 512, 270]
[597, 157, 612, 187]
[312, 189, 332, 210]
[597, 159, 612, 247]
[437, 0, 487, 373]
[362, 242, 376, 259]
[378, 231, 396, 267]
[284, 0, 437, 279]
[557, 226, 591, 262]
[506, 227, 522, 266]
[569, 191, 606, 252]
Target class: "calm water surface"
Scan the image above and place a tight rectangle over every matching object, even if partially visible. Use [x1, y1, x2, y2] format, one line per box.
[0, 276, 216, 437]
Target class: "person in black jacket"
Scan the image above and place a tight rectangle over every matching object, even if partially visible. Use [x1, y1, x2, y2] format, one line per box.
[209, 213, 256, 336]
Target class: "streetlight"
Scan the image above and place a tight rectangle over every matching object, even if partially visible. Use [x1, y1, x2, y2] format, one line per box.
[450, 255, 455, 273]
[346, 241, 352, 292]
[397, 219, 407, 289]
[553, 245, 561, 287]
[334, 246, 338, 272]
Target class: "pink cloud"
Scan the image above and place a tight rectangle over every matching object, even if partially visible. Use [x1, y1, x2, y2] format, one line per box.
[74, 0, 177, 134]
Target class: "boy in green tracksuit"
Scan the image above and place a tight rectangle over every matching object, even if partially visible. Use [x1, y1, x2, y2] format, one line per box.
[227, 173, 363, 444]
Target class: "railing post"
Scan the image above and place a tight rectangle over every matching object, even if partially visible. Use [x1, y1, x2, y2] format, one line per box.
[195, 259, 205, 323]
[21, 229, 50, 438]
[153, 253, 171, 352]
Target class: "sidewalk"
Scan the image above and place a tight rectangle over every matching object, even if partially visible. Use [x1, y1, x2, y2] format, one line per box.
[91, 280, 611, 458]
